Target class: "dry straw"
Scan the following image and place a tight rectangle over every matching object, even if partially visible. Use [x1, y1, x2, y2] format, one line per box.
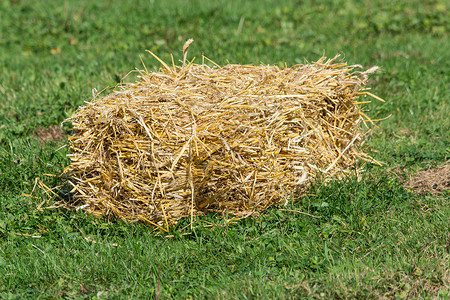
[61, 43, 383, 230]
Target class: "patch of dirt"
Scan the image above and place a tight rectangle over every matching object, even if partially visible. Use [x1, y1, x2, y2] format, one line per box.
[403, 162, 450, 195]
[35, 125, 67, 144]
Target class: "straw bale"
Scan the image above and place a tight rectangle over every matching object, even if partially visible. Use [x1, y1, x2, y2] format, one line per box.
[62, 52, 381, 229]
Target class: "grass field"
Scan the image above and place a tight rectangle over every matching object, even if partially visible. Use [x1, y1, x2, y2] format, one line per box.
[1, 0, 449, 298]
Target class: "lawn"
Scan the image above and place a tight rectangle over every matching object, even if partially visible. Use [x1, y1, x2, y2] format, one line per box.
[0, 0, 449, 298]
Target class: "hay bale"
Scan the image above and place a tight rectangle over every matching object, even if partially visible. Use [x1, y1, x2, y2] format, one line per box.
[63, 51, 381, 229]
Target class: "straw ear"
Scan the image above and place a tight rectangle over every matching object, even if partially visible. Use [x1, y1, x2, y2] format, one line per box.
[358, 66, 380, 83]
[363, 66, 380, 74]
[182, 39, 194, 67]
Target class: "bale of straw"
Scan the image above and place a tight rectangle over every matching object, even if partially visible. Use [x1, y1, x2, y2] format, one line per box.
[63, 51, 381, 229]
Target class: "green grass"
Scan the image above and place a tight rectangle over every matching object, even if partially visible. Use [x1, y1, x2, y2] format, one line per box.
[1, 0, 449, 298]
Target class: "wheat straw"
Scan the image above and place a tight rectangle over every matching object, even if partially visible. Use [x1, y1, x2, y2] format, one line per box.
[60, 49, 382, 229]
